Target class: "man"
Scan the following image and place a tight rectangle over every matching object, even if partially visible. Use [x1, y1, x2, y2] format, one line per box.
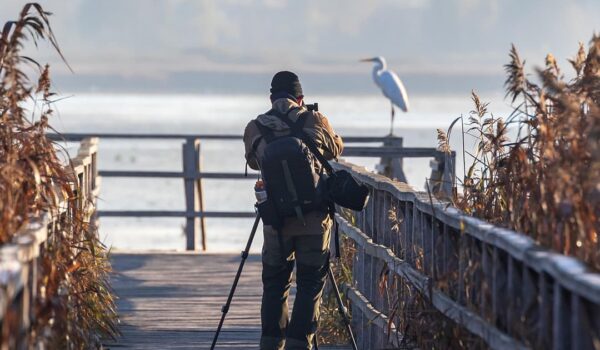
[243, 71, 343, 350]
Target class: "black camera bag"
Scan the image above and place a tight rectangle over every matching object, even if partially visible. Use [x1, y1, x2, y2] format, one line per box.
[325, 169, 369, 211]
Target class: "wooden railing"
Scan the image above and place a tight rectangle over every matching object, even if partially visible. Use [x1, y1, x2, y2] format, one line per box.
[49, 133, 455, 252]
[333, 160, 600, 350]
[0, 138, 99, 348]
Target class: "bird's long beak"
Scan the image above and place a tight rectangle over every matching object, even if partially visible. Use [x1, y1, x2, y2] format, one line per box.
[359, 58, 375, 62]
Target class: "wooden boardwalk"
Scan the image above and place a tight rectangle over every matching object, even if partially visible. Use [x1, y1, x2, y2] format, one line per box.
[105, 252, 350, 349]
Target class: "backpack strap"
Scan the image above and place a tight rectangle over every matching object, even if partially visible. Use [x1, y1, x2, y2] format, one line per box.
[272, 109, 335, 175]
[255, 121, 276, 144]
[252, 107, 298, 148]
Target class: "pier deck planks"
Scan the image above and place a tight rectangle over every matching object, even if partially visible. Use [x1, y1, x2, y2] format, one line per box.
[105, 252, 349, 349]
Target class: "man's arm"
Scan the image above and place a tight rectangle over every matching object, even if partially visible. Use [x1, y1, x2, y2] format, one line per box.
[309, 111, 344, 160]
[243, 120, 261, 170]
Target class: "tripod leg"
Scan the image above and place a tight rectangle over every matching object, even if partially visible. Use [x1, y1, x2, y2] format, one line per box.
[327, 264, 358, 350]
[210, 212, 261, 350]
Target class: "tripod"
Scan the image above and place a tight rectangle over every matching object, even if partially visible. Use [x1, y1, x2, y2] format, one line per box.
[324, 261, 358, 350]
[210, 210, 357, 350]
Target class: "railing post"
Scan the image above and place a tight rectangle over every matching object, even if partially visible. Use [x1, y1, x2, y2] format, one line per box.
[182, 138, 200, 251]
[429, 151, 455, 198]
[90, 140, 100, 228]
[377, 136, 407, 182]
[195, 140, 208, 251]
[441, 151, 456, 197]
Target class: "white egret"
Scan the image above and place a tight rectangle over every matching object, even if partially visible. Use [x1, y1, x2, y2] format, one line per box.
[360, 56, 410, 135]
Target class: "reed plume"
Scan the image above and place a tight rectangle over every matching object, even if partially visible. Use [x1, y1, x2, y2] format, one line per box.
[438, 35, 600, 269]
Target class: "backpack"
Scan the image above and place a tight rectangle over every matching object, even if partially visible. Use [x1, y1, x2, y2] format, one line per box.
[254, 108, 327, 227]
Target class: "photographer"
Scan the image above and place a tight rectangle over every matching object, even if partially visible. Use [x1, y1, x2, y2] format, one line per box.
[243, 71, 343, 350]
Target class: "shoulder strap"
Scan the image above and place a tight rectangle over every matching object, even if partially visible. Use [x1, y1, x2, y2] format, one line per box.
[254, 119, 276, 144]
[272, 109, 335, 175]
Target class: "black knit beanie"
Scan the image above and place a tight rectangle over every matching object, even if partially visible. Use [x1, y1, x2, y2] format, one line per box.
[270, 71, 303, 98]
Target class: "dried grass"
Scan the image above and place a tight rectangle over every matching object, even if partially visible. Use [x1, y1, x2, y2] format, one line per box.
[438, 36, 600, 270]
[317, 208, 356, 345]
[0, 3, 118, 347]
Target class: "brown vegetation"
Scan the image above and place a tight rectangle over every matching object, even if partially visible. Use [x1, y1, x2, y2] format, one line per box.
[438, 36, 600, 270]
[0, 3, 118, 347]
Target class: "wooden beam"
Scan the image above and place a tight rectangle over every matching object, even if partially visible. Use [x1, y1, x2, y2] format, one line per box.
[343, 146, 444, 158]
[97, 210, 256, 218]
[48, 132, 389, 143]
[196, 141, 208, 252]
[98, 170, 254, 179]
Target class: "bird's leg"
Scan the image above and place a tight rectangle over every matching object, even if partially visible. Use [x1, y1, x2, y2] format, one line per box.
[389, 102, 395, 136]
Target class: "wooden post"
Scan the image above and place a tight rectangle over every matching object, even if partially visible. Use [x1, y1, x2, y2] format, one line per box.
[195, 140, 208, 251]
[182, 138, 200, 251]
[428, 151, 456, 198]
[441, 152, 456, 197]
[377, 136, 407, 182]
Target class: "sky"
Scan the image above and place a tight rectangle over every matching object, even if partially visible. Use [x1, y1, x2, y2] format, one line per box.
[0, 0, 598, 95]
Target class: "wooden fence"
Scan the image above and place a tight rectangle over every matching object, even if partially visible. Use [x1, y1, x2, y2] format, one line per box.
[49, 133, 455, 252]
[333, 160, 600, 350]
[0, 138, 99, 348]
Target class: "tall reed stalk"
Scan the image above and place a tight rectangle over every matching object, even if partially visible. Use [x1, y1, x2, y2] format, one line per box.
[0, 3, 118, 347]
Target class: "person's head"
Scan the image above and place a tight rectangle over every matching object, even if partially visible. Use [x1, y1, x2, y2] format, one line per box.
[270, 71, 303, 104]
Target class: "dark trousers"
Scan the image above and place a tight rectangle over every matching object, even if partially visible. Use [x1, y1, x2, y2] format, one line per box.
[260, 228, 330, 350]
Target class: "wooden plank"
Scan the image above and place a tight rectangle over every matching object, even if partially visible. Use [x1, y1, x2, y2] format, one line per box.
[107, 253, 352, 349]
[49, 132, 389, 143]
[99, 170, 254, 179]
[97, 210, 256, 218]
[343, 146, 442, 158]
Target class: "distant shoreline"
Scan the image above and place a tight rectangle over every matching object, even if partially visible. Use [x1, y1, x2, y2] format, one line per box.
[51, 71, 505, 97]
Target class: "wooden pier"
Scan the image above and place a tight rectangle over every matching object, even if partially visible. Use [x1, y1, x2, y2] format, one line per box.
[104, 252, 263, 349]
[4, 134, 599, 349]
[104, 252, 351, 349]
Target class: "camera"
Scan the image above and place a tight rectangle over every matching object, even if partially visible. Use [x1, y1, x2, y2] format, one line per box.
[305, 103, 319, 112]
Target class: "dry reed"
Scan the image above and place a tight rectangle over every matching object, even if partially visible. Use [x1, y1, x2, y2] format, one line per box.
[317, 208, 356, 345]
[438, 36, 600, 270]
[0, 3, 118, 347]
